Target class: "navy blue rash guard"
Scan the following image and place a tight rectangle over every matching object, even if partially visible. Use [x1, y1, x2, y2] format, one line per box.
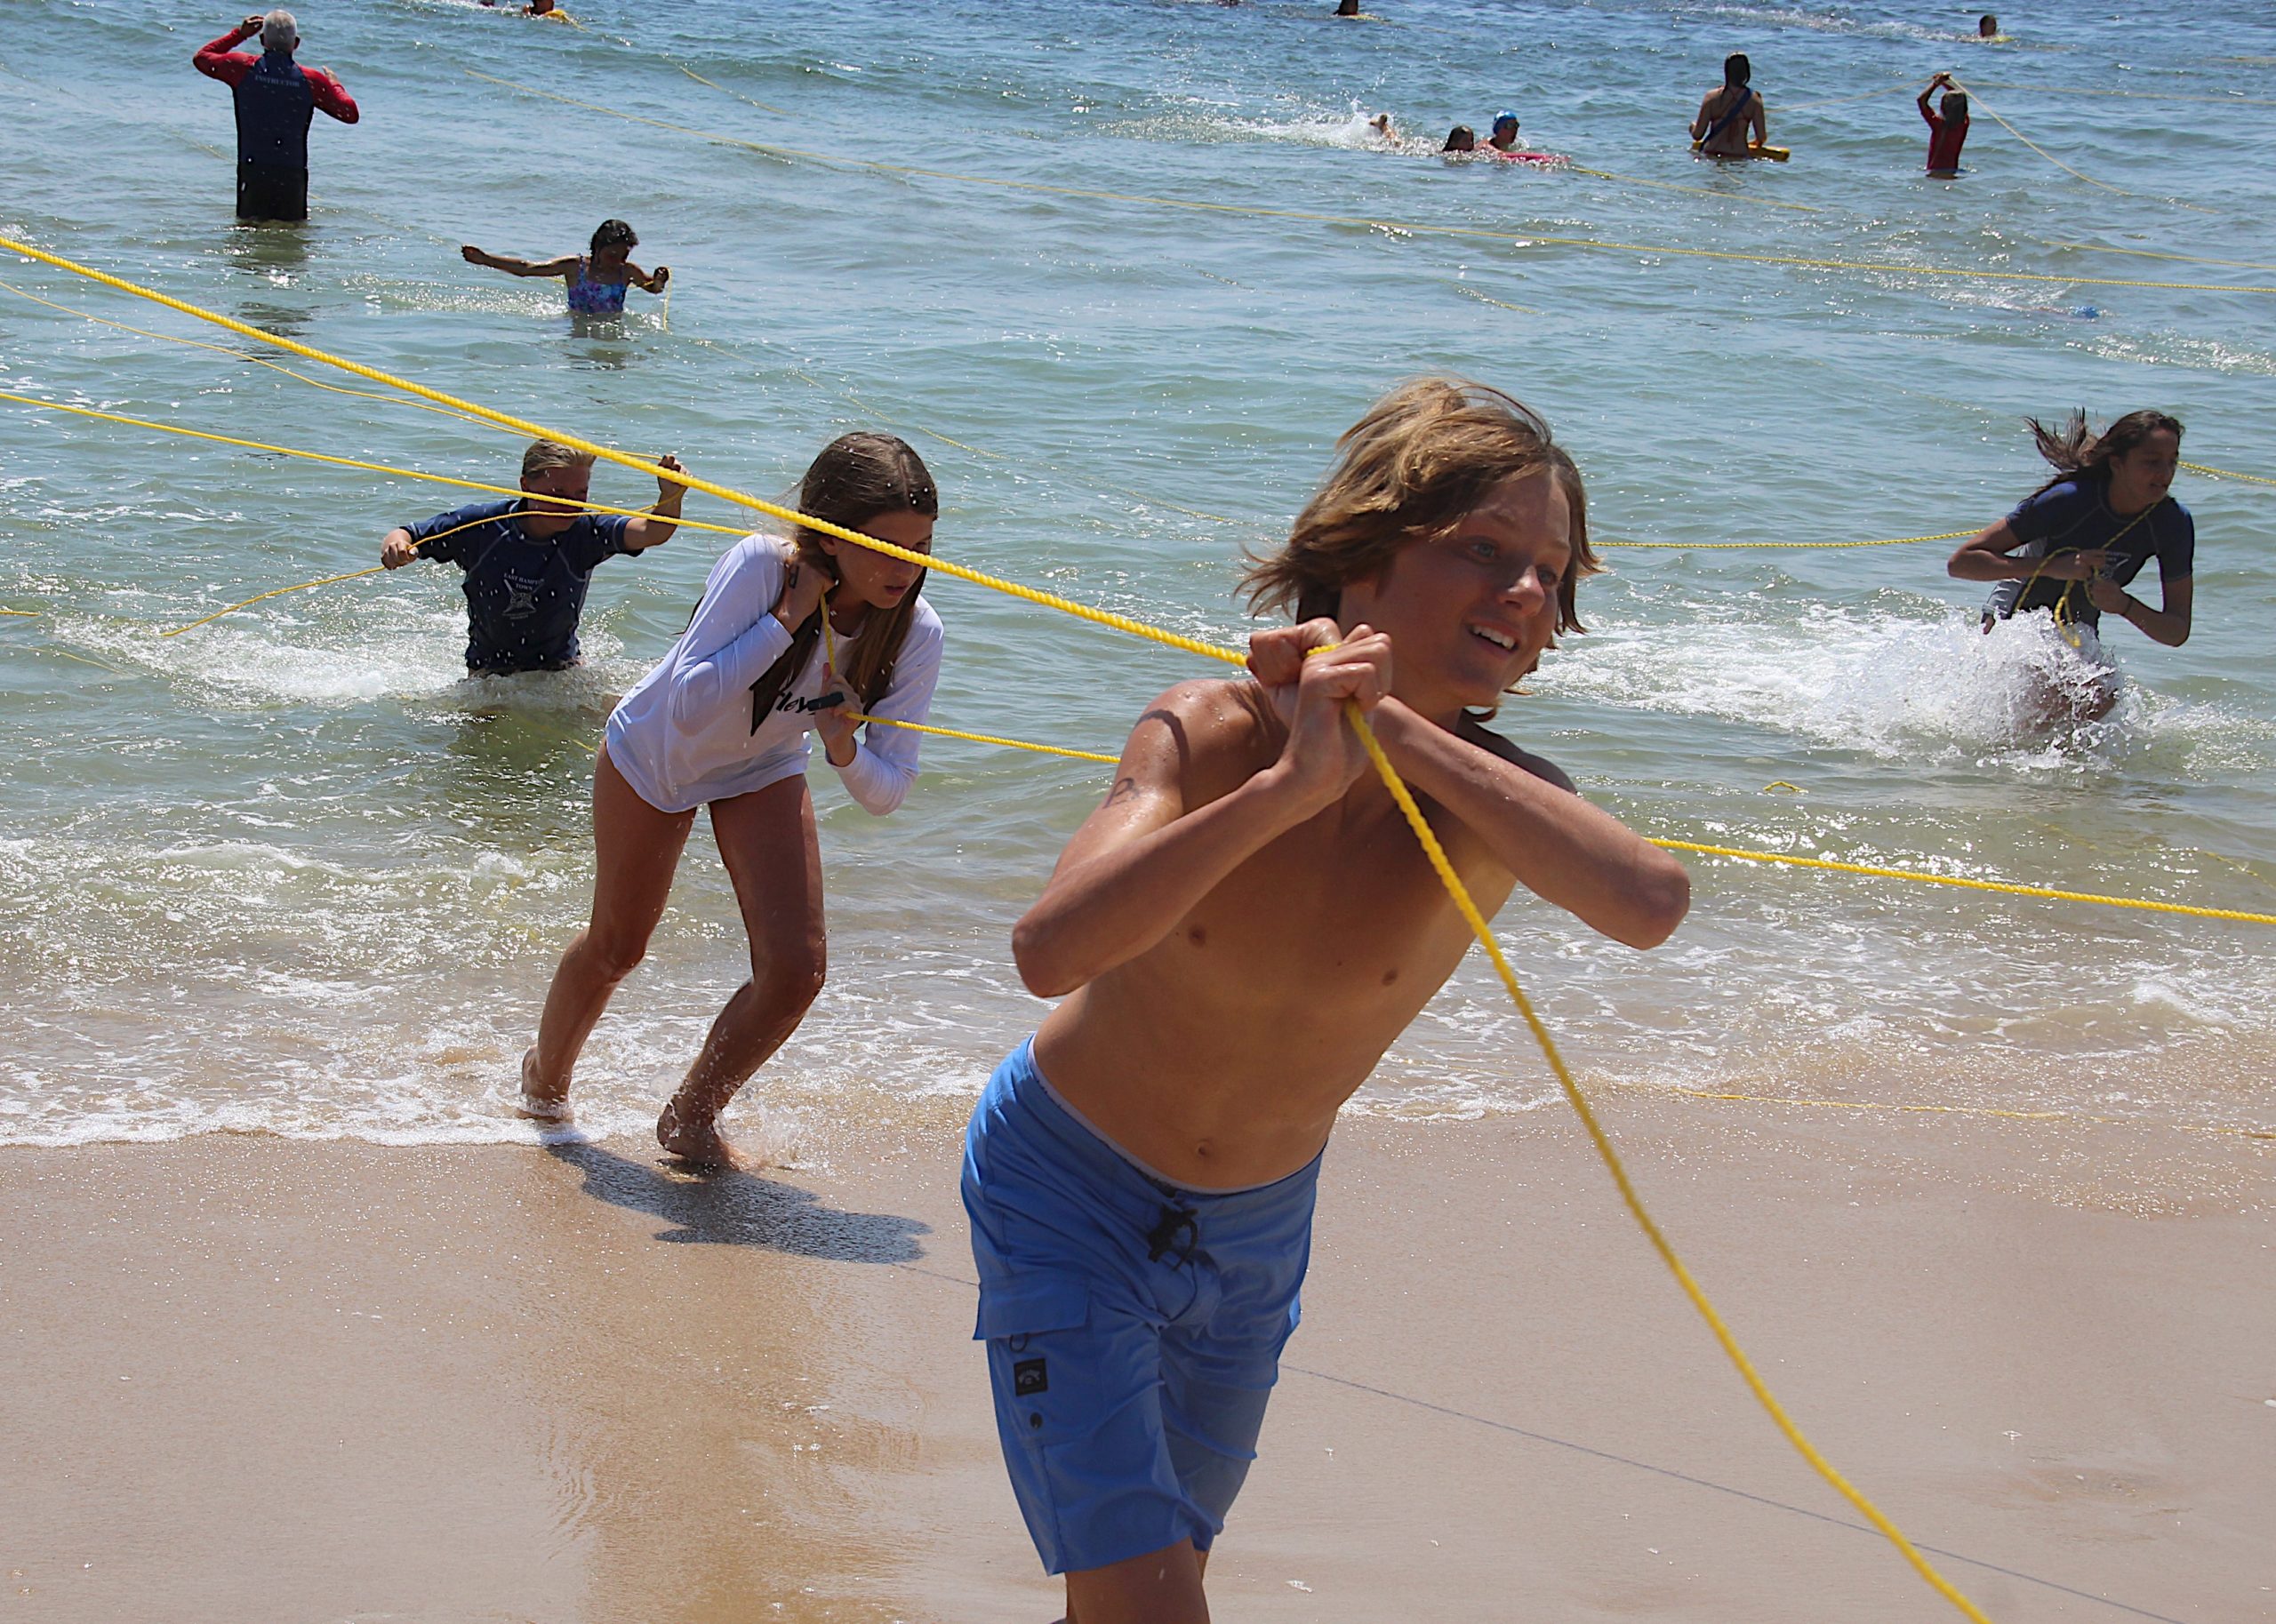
[405, 500, 633, 673]
[1983, 479, 2195, 631]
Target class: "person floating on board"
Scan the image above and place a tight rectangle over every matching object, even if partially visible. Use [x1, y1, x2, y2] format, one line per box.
[191, 10, 358, 223]
[380, 440, 685, 675]
[1918, 72, 1970, 176]
[965, 379, 1690, 1621]
[523, 434, 945, 1168]
[1691, 52, 1767, 158]
[1947, 410, 2193, 719]
[1486, 109, 1524, 152]
[1441, 124, 1478, 152]
[461, 220, 669, 317]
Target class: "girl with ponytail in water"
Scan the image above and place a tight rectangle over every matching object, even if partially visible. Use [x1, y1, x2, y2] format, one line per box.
[1691, 52, 1767, 159]
[524, 433, 945, 1167]
[1948, 409, 2195, 719]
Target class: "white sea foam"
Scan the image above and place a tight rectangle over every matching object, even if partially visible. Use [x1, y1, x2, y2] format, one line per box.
[1535, 601, 2255, 771]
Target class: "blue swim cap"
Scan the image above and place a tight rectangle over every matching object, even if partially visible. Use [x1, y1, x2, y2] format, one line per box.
[1493, 109, 1519, 130]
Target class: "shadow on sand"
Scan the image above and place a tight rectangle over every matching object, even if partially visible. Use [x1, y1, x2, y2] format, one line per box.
[547, 1138, 929, 1263]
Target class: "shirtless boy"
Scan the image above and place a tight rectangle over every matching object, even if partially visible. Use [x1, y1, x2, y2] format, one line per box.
[964, 379, 1690, 1622]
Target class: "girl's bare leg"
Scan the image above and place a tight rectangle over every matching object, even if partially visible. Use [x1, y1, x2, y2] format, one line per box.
[525, 746, 696, 1113]
[655, 774, 825, 1168]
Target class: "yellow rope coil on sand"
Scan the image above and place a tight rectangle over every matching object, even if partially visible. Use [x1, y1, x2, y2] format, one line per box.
[4, 232, 1995, 1622]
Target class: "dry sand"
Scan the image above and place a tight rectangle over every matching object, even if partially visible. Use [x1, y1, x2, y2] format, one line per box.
[3, 1091, 2268, 1622]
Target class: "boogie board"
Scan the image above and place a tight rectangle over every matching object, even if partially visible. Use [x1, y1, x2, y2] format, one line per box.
[1692, 138, 1790, 161]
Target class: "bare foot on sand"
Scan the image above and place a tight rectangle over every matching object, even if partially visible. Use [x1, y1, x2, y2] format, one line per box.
[517, 1048, 572, 1122]
[656, 1096, 745, 1171]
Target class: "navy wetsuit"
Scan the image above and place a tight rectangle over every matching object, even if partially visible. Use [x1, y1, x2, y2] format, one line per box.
[1983, 479, 2194, 631]
[193, 25, 359, 221]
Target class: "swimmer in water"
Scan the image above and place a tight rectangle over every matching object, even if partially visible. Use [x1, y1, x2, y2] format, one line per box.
[1948, 409, 2194, 721]
[1918, 72, 1970, 176]
[966, 379, 1687, 1620]
[1978, 14, 2001, 41]
[1690, 52, 1766, 159]
[460, 219, 667, 317]
[1486, 110, 1522, 152]
[1336, 0, 1361, 14]
[1368, 112, 1396, 141]
[1442, 124, 1477, 153]
[523, 433, 947, 1168]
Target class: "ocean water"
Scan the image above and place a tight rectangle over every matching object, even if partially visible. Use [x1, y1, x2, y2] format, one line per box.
[4, 0, 2273, 1152]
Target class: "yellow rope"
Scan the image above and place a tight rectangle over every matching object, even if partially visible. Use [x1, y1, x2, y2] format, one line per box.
[1452, 283, 1545, 316]
[2183, 459, 2276, 488]
[0, 607, 38, 618]
[1614, 1079, 2274, 1142]
[0, 391, 751, 536]
[461, 72, 2275, 297]
[671, 59, 789, 116]
[0, 279, 500, 434]
[1656, 839, 2276, 927]
[10, 235, 1997, 1618]
[1349, 707, 1992, 1624]
[1597, 528, 1969, 550]
[849, 712, 1120, 765]
[0, 239, 1254, 672]
[1952, 82, 2217, 216]
[164, 566, 387, 636]
[158, 510, 521, 636]
[826, 706, 2276, 932]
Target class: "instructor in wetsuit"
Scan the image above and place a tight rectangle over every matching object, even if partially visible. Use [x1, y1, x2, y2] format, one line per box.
[193, 11, 358, 223]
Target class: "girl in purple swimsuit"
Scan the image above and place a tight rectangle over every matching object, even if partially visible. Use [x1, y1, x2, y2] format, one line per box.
[460, 219, 669, 316]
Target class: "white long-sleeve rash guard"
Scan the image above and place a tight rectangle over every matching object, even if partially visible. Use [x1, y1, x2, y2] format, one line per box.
[605, 535, 944, 816]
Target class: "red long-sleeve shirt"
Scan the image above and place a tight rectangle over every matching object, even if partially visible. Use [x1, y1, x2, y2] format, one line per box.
[1920, 101, 1967, 173]
[193, 24, 358, 123]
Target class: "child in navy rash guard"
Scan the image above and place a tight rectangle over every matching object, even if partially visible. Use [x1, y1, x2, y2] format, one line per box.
[380, 440, 686, 675]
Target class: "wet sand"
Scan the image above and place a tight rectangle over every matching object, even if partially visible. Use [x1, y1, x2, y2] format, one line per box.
[3, 1093, 2267, 1622]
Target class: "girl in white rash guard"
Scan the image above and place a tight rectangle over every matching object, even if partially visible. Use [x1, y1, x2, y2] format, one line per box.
[524, 432, 944, 1168]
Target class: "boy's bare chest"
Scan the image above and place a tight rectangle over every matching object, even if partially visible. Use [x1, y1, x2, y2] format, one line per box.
[1174, 801, 1508, 988]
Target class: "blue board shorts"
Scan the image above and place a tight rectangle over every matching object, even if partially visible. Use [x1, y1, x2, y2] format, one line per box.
[962, 1037, 1320, 1576]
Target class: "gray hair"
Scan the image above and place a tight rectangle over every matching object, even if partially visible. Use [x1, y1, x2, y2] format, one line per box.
[260, 9, 298, 51]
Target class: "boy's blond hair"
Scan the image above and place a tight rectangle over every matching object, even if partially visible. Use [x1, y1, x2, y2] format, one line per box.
[521, 439, 597, 479]
[1242, 377, 1597, 635]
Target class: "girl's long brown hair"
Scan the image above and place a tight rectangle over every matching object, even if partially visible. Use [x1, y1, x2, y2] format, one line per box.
[745, 433, 937, 728]
[2024, 407, 2183, 500]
